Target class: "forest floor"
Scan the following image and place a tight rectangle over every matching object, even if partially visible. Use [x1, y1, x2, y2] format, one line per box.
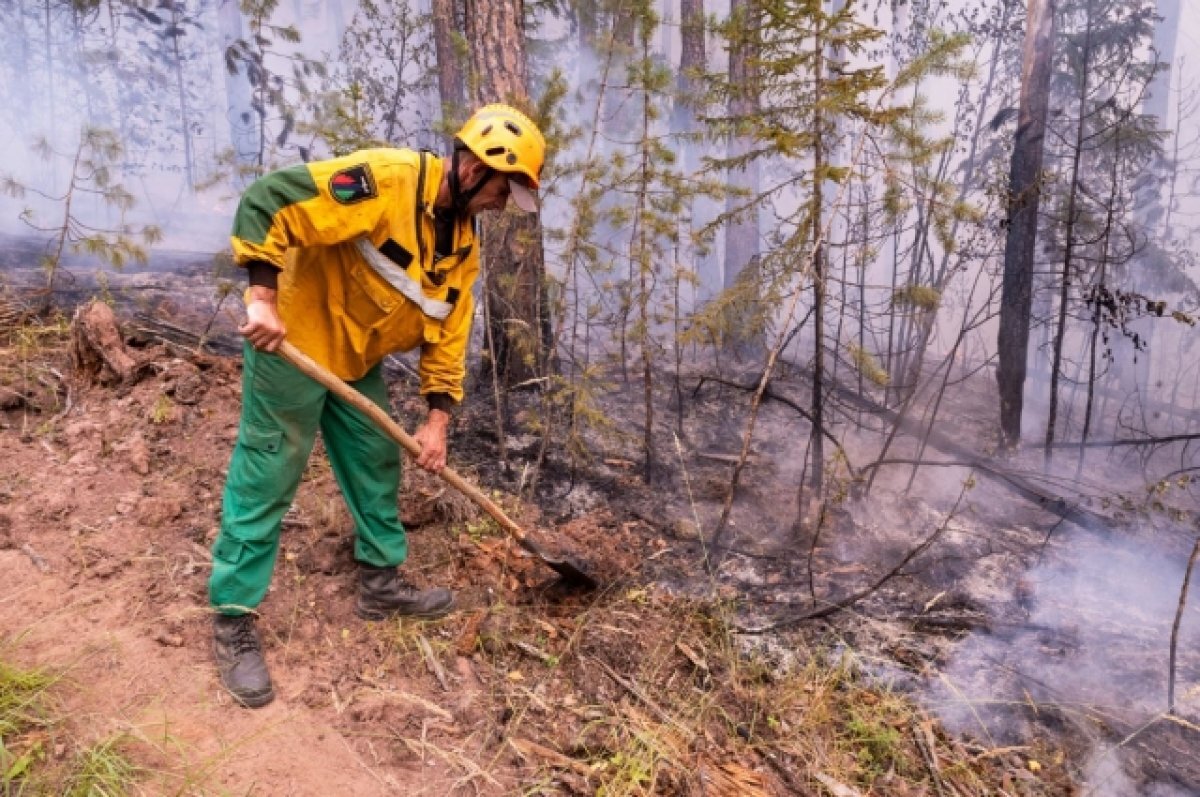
[0, 299, 1191, 796]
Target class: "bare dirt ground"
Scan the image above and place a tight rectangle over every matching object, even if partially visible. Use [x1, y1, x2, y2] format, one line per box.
[0, 304, 1085, 796]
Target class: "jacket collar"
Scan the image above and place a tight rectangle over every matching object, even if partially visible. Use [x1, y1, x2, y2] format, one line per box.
[420, 153, 445, 218]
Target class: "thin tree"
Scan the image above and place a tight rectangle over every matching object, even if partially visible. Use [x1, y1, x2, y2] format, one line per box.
[997, 0, 1057, 448]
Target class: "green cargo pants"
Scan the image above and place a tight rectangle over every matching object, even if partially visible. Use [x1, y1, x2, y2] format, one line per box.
[209, 343, 407, 615]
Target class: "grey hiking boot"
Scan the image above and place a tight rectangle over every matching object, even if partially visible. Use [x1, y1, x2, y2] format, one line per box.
[212, 613, 275, 708]
[355, 563, 455, 621]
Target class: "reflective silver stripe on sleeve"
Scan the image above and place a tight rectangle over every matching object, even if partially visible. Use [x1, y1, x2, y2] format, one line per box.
[354, 237, 453, 321]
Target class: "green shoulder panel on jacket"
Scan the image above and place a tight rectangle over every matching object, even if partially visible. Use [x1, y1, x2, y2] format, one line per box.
[232, 165, 320, 245]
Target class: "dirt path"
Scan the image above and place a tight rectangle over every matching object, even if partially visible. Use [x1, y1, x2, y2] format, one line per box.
[0, 352, 479, 794]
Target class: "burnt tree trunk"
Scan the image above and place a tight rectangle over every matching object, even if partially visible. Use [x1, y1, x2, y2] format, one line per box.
[463, 0, 551, 386]
[809, 16, 826, 490]
[997, 0, 1057, 448]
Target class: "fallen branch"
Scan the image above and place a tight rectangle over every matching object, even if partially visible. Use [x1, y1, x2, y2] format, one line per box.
[591, 656, 693, 740]
[693, 374, 858, 479]
[507, 737, 594, 778]
[1050, 433, 1200, 449]
[784, 359, 1133, 534]
[1168, 537, 1200, 714]
[734, 474, 970, 634]
[857, 456, 1116, 531]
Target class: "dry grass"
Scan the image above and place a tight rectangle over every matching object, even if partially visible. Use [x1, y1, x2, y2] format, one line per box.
[0, 644, 142, 796]
[357, 585, 1062, 796]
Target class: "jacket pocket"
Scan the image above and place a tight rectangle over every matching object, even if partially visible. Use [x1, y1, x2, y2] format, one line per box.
[343, 261, 397, 328]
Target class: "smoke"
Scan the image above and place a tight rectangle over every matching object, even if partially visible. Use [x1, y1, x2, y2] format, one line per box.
[930, 523, 1200, 793]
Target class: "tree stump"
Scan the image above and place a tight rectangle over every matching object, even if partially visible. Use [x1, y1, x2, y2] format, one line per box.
[70, 301, 137, 385]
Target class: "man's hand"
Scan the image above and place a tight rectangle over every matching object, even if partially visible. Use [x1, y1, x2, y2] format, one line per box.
[240, 286, 287, 352]
[413, 409, 451, 473]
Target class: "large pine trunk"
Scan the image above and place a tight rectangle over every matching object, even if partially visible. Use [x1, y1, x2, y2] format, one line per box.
[996, 0, 1057, 448]
[463, 0, 551, 386]
[431, 0, 466, 139]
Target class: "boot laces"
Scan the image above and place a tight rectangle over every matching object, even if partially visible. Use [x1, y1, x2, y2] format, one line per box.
[229, 618, 262, 656]
[391, 574, 421, 599]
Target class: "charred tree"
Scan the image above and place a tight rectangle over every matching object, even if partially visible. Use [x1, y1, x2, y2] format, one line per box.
[997, 0, 1057, 448]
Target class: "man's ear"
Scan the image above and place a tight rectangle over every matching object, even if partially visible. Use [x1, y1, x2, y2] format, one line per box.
[461, 156, 490, 184]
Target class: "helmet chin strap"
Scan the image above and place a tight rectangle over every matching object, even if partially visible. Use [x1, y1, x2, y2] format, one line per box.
[448, 147, 495, 218]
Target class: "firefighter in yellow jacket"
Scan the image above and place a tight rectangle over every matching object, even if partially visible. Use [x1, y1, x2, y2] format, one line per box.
[210, 105, 546, 708]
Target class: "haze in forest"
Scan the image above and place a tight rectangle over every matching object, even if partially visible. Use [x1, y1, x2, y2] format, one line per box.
[2, 1, 1200, 794]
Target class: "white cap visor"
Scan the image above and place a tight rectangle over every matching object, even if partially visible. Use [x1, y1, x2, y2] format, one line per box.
[508, 177, 539, 213]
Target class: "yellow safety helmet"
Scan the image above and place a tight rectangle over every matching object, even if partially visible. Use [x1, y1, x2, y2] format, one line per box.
[455, 104, 545, 212]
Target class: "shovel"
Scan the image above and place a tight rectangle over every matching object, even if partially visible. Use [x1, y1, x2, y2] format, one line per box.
[277, 340, 599, 591]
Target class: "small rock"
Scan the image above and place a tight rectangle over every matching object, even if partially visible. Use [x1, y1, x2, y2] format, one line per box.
[91, 558, 126, 579]
[115, 494, 138, 515]
[126, 432, 151, 475]
[63, 420, 102, 446]
[154, 631, 184, 648]
[136, 496, 184, 527]
[672, 519, 701, 540]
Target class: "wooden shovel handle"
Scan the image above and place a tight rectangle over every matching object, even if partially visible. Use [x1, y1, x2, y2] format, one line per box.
[276, 341, 529, 543]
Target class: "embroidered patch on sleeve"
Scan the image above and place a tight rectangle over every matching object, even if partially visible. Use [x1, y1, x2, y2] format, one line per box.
[329, 164, 377, 204]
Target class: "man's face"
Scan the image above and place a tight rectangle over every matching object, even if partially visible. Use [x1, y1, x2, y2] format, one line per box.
[460, 160, 511, 215]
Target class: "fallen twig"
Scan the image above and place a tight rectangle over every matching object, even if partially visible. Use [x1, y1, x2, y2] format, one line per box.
[591, 656, 693, 740]
[20, 543, 50, 573]
[693, 375, 858, 479]
[734, 474, 971, 633]
[417, 634, 450, 692]
[507, 737, 594, 778]
[1168, 536, 1200, 713]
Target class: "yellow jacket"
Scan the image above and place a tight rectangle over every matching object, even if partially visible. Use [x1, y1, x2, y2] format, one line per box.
[230, 149, 478, 402]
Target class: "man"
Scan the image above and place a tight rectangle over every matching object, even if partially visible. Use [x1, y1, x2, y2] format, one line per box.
[209, 105, 546, 708]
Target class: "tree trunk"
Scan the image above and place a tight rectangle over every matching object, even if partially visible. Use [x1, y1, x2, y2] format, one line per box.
[635, 15, 654, 483]
[431, 0, 466, 142]
[168, 1, 195, 190]
[1143, 0, 1181, 128]
[997, 0, 1057, 448]
[809, 19, 825, 490]
[723, 0, 760, 344]
[675, 0, 718, 305]
[1045, 0, 1093, 465]
[463, 0, 551, 386]
[216, 0, 257, 177]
